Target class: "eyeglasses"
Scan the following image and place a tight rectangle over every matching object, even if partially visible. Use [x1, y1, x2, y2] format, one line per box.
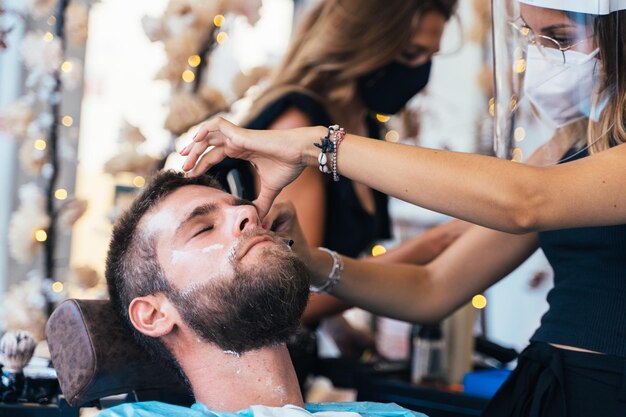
[509, 17, 593, 64]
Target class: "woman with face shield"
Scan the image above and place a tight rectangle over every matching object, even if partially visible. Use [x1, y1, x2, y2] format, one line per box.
[182, 0, 626, 414]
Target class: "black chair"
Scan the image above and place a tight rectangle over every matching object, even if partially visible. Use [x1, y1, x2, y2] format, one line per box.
[45, 299, 193, 410]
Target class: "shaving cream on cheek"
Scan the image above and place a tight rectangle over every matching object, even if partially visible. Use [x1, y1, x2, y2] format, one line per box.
[172, 241, 225, 264]
[171, 249, 195, 265]
[214, 241, 238, 276]
[202, 243, 224, 253]
[143, 209, 178, 237]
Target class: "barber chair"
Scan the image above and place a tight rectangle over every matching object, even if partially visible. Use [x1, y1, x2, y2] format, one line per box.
[45, 299, 193, 412]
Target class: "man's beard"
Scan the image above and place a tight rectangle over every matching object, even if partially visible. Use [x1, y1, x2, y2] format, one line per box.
[165, 236, 310, 353]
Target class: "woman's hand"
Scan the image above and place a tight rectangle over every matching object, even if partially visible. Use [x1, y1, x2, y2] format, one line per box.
[180, 117, 322, 217]
[263, 201, 313, 264]
[263, 201, 331, 288]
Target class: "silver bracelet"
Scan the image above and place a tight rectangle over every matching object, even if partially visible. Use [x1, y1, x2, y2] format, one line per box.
[310, 247, 343, 294]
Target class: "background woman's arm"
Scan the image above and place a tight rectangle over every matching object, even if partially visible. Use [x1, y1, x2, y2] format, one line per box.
[266, 200, 538, 323]
[306, 224, 540, 323]
[368, 219, 471, 265]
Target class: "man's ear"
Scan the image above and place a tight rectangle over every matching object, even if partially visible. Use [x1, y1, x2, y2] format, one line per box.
[128, 294, 177, 337]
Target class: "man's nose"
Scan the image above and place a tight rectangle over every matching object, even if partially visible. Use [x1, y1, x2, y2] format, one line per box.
[232, 204, 261, 235]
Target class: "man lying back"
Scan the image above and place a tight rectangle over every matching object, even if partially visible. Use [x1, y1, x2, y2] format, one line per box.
[101, 170, 423, 417]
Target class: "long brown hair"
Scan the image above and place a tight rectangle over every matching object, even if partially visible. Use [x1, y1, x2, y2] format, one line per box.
[588, 10, 626, 152]
[244, 0, 457, 124]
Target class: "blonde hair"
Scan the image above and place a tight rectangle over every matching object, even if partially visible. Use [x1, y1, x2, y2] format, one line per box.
[587, 10, 626, 153]
[244, 0, 457, 125]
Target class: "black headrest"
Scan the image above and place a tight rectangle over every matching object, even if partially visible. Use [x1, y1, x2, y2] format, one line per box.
[45, 299, 191, 407]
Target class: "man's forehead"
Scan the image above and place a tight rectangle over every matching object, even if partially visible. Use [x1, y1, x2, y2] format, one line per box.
[166, 184, 229, 204]
[140, 185, 231, 235]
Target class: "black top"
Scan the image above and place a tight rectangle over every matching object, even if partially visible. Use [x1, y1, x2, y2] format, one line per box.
[207, 91, 390, 257]
[531, 148, 626, 357]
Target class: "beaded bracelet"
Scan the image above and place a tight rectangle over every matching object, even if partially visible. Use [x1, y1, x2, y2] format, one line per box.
[314, 125, 338, 174]
[310, 247, 344, 294]
[331, 127, 345, 182]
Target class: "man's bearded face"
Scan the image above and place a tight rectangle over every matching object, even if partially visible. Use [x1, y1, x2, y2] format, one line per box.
[165, 230, 310, 353]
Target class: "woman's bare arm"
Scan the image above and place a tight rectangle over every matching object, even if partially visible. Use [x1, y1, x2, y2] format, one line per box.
[309, 226, 540, 323]
[369, 219, 471, 265]
[183, 119, 626, 232]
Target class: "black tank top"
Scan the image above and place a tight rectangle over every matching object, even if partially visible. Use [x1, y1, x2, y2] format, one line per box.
[531, 148, 626, 357]
[207, 91, 390, 257]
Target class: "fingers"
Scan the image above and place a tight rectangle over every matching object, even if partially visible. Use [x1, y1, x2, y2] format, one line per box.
[192, 117, 229, 142]
[263, 201, 310, 260]
[180, 117, 232, 172]
[180, 117, 248, 174]
[181, 141, 211, 172]
[187, 147, 228, 177]
[208, 116, 239, 139]
[180, 135, 216, 171]
[263, 201, 296, 233]
[253, 187, 281, 219]
[192, 117, 239, 146]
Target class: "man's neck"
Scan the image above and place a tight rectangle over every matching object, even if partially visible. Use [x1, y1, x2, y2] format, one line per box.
[176, 339, 304, 412]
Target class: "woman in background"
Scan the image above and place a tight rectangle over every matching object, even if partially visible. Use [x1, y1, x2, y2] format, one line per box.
[210, 0, 466, 346]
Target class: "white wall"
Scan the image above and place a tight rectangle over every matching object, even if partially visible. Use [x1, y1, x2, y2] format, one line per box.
[0, 0, 27, 294]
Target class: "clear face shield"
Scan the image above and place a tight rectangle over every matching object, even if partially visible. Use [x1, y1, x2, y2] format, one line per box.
[492, 0, 625, 165]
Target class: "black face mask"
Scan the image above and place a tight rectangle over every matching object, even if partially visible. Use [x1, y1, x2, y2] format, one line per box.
[358, 60, 432, 115]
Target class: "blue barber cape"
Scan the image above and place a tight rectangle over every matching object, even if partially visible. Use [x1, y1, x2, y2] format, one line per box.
[97, 401, 427, 417]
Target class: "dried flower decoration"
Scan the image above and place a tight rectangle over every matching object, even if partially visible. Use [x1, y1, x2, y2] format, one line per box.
[0, 98, 34, 139]
[144, 0, 262, 136]
[59, 59, 83, 91]
[25, 0, 57, 19]
[0, 274, 49, 341]
[163, 0, 221, 33]
[19, 138, 48, 175]
[104, 122, 160, 176]
[223, 0, 263, 25]
[65, 266, 108, 299]
[68, 266, 101, 289]
[20, 31, 63, 74]
[3, 0, 99, 332]
[104, 153, 159, 177]
[57, 198, 88, 228]
[155, 31, 204, 82]
[8, 183, 50, 264]
[164, 90, 227, 135]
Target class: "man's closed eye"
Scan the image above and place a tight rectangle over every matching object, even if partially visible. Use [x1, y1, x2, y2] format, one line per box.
[193, 225, 214, 238]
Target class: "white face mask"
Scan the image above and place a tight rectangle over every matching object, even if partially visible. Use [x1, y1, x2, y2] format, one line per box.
[523, 45, 603, 128]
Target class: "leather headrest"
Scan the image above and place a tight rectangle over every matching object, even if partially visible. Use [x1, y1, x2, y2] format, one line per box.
[45, 299, 191, 406]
